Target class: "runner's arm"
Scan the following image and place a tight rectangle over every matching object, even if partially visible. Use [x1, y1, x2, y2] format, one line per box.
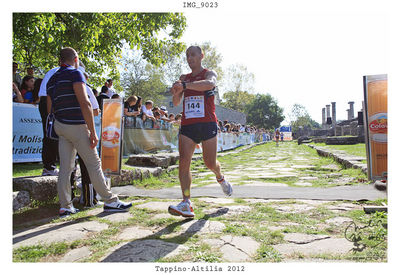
[184, 70, 217, 91]
[171, 74, 186, 106]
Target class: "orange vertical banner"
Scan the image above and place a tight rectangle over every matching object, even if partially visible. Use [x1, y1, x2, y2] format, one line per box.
[363, 74, 387, 181]
[101, 98, 124, 175]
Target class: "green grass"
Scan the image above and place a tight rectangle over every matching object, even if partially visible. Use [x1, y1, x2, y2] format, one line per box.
[255, 244, 282, 262]
[13, 162, 43, 178]
[312, 143, 367, 158]
[13, 241, 80, 262]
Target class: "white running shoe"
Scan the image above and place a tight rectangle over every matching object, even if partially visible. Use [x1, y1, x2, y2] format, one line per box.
[217, 176, 233, 196]
[103, 200, 132, 212]
[168, 201, 195, 218]
[59, 206, 79, 217]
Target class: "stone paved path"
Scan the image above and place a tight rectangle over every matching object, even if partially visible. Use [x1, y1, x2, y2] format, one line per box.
[12, 142, 387, 263]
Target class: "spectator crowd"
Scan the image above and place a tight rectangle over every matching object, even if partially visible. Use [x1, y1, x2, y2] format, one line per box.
[13, 61, 270, 137]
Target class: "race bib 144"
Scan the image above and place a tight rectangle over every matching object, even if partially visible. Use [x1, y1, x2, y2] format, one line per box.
[185, 96, 205, 118]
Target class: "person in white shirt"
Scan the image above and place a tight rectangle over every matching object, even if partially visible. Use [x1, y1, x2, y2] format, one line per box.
[106, 79, 115, 98]
[38, 66, 60, 176]
[141, 100, 156, 122]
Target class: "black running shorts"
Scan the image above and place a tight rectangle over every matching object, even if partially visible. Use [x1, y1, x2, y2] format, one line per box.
[180, 122, 218, 144]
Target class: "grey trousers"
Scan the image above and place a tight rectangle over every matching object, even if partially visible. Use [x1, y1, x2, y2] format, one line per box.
[54, 120, 118, 208]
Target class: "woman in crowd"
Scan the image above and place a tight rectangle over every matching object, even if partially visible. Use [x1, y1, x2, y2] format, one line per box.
[174, 113, 182, 126]
[31, 78, 42, 104]
[124, 95, 140, 117]
[20, 75, 35, 103]
[12, 82, 23, 102]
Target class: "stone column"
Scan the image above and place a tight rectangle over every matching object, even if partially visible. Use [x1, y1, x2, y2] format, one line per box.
[331, 102, 336, 125]
[326, 104, 331, 118]
[347, 109, 351, 120]
[348, 101, 355, 119]
[322, 108, 326, 127]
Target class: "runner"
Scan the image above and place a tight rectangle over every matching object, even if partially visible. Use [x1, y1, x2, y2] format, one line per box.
[275, 128, 280, 146]
[168, 46, 233, 218]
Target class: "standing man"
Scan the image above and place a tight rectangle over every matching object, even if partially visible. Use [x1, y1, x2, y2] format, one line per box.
[13, 62, 22, 89]
[38, 66, 60, 176]
[167, 45, 232, 218]
[47, 47, 131, 216]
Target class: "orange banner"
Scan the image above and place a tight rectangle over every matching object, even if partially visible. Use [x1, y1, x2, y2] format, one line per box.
[101, 99, 123, 175]
[363, 74, 387, 180]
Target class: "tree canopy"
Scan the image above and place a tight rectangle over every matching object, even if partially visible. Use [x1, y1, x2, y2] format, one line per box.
[120, 51, 167, 105]
[245, 94, 285, 129]
[288, 104, 321, 132]
[13, 13, 187, 88]
[220, 91, 256, 113]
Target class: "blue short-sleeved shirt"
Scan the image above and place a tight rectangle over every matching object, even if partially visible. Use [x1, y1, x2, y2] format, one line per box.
[23, 91, 33, 103]
[47, 64, 86, 124]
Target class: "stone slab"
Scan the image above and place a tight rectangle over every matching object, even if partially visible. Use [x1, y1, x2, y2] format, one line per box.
[179, 219, 226, 234]
[97, 211, 133, 223]
[13, 221, 109, 248]
[202, 238, 225, 247]
[117, 226, 155, 240]
[220, 235, 260, 256]
[325, 217, 353, 226]
[136, 201, 179, 211]
[197, 198, 235, 205]
[291, 165, 316, 169]
[59, 246, 91, 262]
[272, 204, 314, 213]
[273, 238, 354, 256]
[220, 244, 250, 262]
[101, 239, 188, 262]
[283, 233, 330, 244]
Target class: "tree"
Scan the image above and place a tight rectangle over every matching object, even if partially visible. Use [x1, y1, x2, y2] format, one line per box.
[245, 94, 285, 129]
[221, 63, 255, 94]
[288, 104, 321, 132]
[13, 13, 187, 88]
[198, 41, 224, 81]
[220, 91, 255, 113]
[159, 41, 224, 89]
[120, 52, 167, 105]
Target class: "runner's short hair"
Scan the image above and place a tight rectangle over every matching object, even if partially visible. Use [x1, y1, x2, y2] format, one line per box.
[145, 100, 153, 106]
[187, 45, 203, 55]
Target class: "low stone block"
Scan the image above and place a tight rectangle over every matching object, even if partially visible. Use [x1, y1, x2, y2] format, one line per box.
[13, 191, 30, 211]
[13, 176, 58, 201]
[111, 169, 141, 187]
[127, 154, 173, 168]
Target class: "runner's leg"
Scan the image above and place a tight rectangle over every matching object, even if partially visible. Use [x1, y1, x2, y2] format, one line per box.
[178, 134, 197, 200]
[201, 136, 222, 179]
